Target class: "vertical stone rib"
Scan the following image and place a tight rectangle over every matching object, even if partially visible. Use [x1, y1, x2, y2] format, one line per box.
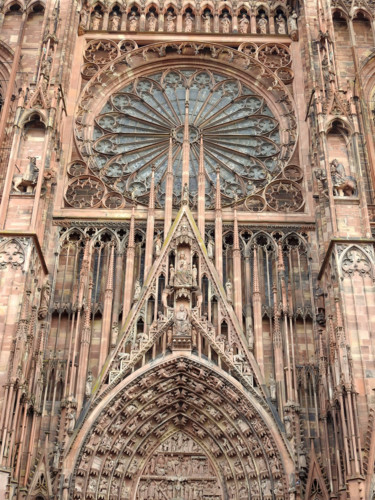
[182, 96, 190, 189]
[253, 246, 264, 375]
[232, 206, 243, 323]
[122, 206, 136, 324]
[99, 244, 115, 374]
[144, 165, 155, 279]
[197, 134, 205, 237]
[164, 136, 174, 236]
[215, 168, 223, 282]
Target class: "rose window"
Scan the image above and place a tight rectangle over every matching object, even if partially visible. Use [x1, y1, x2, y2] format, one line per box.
[89, 68, 284, 208]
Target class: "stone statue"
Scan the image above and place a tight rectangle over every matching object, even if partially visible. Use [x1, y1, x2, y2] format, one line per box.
[110, 12, 121, 31]
[133, 279, 141, 301]
[148, 12, 157, 31]
[207, 237, 214, 260]
[85, 371, 93, 397]
[38, 279, 51, 320]
[169, 264, 175, 286]
[247, 324, 254, 351]
[154, 234, 161, 257]
[185, 12, 194, 32]
[288, 10, 298, 33]
[166, 11, 176, 32]
[128, 12, 139, 31]
[52, 441, 60, 470]
[269, 375, 276, 401]
[239, 13, 249, 34]
[192, 264, 197, 286]
[258, 13, 268, 34]
[220, 13, 231, 34]
[276, 13, 286, 34]
[175, 305, 190, 335]
[330, 159, 356, 196]
[225, 279, 233, 303]
[13, 156, 39, 193]
[79, 6, 89, 30]
[202, 12, 211, 33]
[182, 182, 189, 204]
[91, 11, 102, 30]
[175, 252, 192, 286]
[67, 408, 76, 434]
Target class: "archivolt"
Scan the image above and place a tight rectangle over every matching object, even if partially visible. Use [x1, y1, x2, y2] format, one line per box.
[65, 355, 294, 499]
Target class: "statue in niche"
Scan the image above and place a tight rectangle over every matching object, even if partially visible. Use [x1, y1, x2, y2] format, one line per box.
[207, 237, 214, 260]
[13, 156, 39, 193]
[269, 375, 276, 401]
[128, 12, 139, 31]
[67, 408, 76, 434]
[185, 12, 194, 32]
[182, 182, 189, 205]
[175, 304, 190, 335]
[52, 441, 61, 470]
[91, 11, 102, 30]
[38, 279, 51, 319]
[247, 324, 254, 351]
[257, 13, 268, 34]
[154, 234, 162, 257]
[175, 252, 192, 286]
[225, 279, 233, 303]
[166, 11, 176, 32]
[147, 12, 157, 31]
[192, 264, 197, 286]
[133, 279, 141, 301]
[202, 11, 211, 32]
[239, 13, 249, 34]
[330, 159, 356, 196]
[110, 12, 121, 31]
[288, 10, 298, 33]
[220, 12, 231, 33]
[79, 6, 89, 30]
[276, 13, 286, 34]
[169, 264, 175, 286]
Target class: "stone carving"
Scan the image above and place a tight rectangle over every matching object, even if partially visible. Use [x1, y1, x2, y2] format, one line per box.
[239, 13, 249, 34]
[175, 305, 191, 335]
[225, 279, 233, 303]
[221, 13, 231, 34]
[128, 12, 139, 31]
[85, 40, 118, 65]
[257, 43, 291, 70]
[91, 11, 102, 30]
[110, 12, 121, 31]
[269, 375, 276, 401]
[175, 252, 192, 286]
[166, 11, 176, 32]
[342, 247, 372, 277]
[154, 234, 162, 257]
[85, 371, 93, 397]
[265, 181, 304, 212]
[65, 176, 105, 208]
[330, 159, 356, 197]
[67, 407, 76, 435]
[13, 157, 39, 193]
[169, 264, 175, 286]
[276, 14, 286, 34]
[79, 6, 89, 31]
[202, 12, 211, 32]
[288, 10, 298, 39]
[148, 12, 157, 31]
[207, 237, 214, 260]
[185, 12, 194, 32]
[258, 13, 268, 34]
[0, 240, 25, 270]
[38, 279, 51, 319]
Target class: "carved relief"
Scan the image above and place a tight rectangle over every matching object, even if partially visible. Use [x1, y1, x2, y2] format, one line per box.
[0, 240, 25, 269]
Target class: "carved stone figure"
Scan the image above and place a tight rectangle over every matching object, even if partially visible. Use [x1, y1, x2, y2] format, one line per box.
[13, 157, 39, 193]
[52, 441, 60, 470]
[148, 12, 157, 31]
[79, 7, 89, 30]
[220, 13, 231, 34]
[247, 324, 254, 351]
[207, 237, 214, 260]
[91, 11, 102, 30]
[276, 13, 286, 34]
[128, 12, 139, 31]
[133, 279, 141, 301]
[202, 12, 211, 33]
[166, 11, 176, 32]
[330, 159, 356, 196]
[175, 252, 192, 286]
[85, 371, 93, 397]
[288, 10, 298, 33]
[175, 305, 190, 335]
[269, 375, 276, 401]
[154, 234, 162, 257]
[67, 408, 76, 434]
[225, 279, 233, 303]
[110, 12, 121, 31]
[192, 264, 197, 286]
[185, 12, 194, 32]
[38, 279, 51, 319]
[258, 13, 268, 34]
[169, 264, 175, 286]
[239, 13, 249, 34]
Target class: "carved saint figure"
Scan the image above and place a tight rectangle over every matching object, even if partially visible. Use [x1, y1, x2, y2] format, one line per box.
[85, 371, 93, 397]
[330, 158, 356, 196]
[38, 279, 51, 319]
[147, 12, 157, 31]
[288, 10, 298, 33]
[133, 279, 141, 301]
[239, 13, 249, 34]
[207, 237, 214, 260]
[52, 442, 60, 470]
[175, 305, 190, 335]
[79, 7, 89, 30]
[192, 264, 197, 286]
[110, 12, 121, 31]
[225, 279, 233, 303]
[257, 13, 268, 34]
[169, 264, 175, 286]
[154, 234, 161, 257]
[67, 408, 76, 434]
[202, 12, 211, 33]
[269, 374, 276, 400]
[175, 252, 192, 285]
[185, 12, 194, 32]
[91, 11, 102, 30]
[220, 12, 231, 33]
[166, 11, 176, 32]
[128, 12, 139, 31]
[276, 13, 286, 34]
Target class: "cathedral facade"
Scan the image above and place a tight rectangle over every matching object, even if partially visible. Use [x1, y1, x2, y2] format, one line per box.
[0, 0, 374, 498]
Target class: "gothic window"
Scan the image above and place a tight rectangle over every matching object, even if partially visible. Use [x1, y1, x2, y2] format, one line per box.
[90, 68, 282, 208]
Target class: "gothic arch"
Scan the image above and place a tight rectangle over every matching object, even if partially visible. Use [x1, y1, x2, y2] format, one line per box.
[339, 245, 374, 279]
[64, 355, 294, 499]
